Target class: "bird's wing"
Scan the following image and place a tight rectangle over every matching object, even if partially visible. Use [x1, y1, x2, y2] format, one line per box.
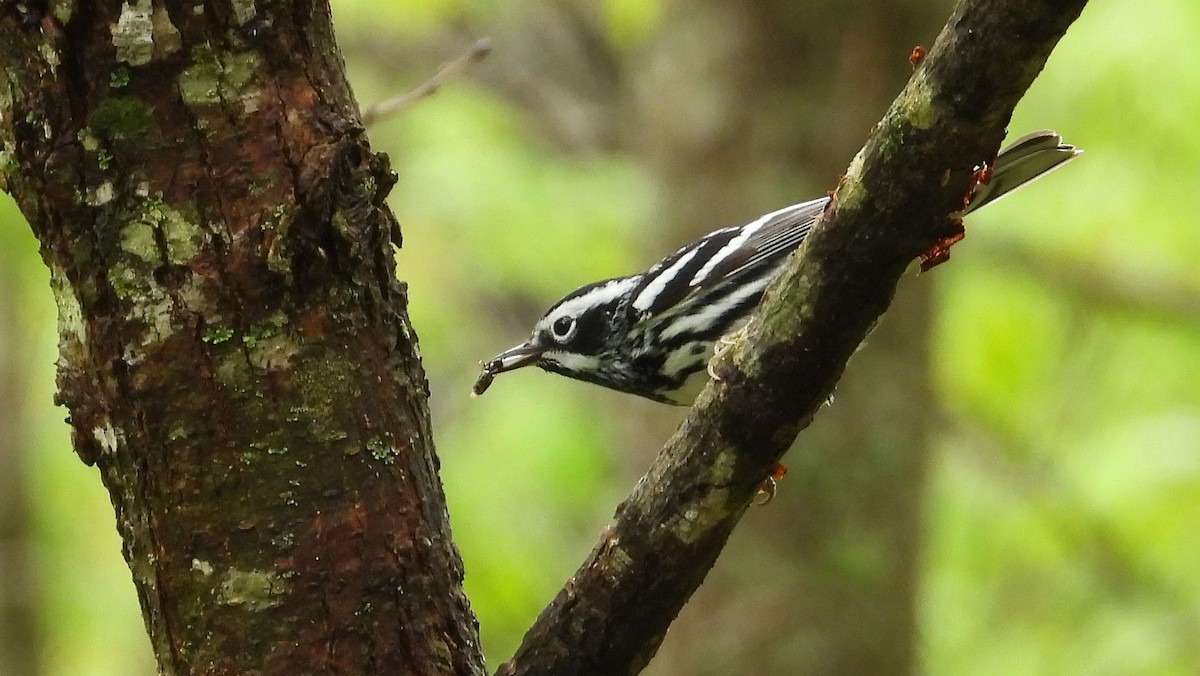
[627, 197, 829, 323]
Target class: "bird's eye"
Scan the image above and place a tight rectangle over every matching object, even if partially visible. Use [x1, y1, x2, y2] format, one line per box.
[551, 315, 576, 341]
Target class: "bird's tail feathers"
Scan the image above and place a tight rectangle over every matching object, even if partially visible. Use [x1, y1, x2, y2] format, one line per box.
[964, 129, 1080, 213]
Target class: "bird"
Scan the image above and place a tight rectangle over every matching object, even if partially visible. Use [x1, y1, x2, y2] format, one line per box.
[474, 130, 1080, 406]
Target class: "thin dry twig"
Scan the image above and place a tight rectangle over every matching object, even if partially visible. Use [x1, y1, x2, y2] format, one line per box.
[362, 38, 492, 126]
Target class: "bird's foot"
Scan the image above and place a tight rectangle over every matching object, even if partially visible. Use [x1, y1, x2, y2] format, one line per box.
[708, 327, 749, 381]
[752, 463, 789, 506]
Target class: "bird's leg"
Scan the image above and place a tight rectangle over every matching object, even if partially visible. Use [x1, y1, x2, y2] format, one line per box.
[752, 463, 789, 506]
[708, 325, 750, 381]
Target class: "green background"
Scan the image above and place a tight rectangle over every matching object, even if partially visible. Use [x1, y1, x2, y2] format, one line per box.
[1, 1, 1197, 674]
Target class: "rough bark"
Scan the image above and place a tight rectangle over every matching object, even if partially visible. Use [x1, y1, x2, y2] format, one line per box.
[499, 0, 1088, 673]
[0, 2, 482, 673]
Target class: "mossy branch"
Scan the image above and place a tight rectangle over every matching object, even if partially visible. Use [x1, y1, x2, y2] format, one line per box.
[499, 0, 1089, 673]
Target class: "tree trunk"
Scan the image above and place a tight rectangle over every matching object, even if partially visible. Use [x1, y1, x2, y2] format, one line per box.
[0, 2, 482, 673]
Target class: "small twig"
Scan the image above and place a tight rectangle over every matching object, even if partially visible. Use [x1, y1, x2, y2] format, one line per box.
[362, 38, 492, 126]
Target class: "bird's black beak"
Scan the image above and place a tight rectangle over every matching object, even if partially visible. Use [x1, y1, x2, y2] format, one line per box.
[472, 342, 544, 396]
[487, 342, 544, 373]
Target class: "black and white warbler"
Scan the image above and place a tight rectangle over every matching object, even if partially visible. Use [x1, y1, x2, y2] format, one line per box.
[475, 130, 1080, 405]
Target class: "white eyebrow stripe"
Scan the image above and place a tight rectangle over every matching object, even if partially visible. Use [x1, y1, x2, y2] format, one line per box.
[540, 277, 639, 330]
[632, 248, 699, 313]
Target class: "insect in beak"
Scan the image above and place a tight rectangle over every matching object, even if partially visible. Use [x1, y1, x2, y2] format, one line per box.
[472, 343, 544, 397]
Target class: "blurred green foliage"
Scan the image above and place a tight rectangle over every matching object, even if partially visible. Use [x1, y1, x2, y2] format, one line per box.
[1, 0, 1198, 674]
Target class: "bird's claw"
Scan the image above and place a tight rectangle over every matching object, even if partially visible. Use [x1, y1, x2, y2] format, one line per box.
[708, 329, 747, 381]
[753, 477, 779, 505]
[752, 462, 788, 506]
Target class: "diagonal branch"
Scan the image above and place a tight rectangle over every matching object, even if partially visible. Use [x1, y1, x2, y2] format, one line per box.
[498, 0, 1089, 674]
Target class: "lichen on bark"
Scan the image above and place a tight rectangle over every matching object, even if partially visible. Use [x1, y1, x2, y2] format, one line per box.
[0, 2, 483, 673]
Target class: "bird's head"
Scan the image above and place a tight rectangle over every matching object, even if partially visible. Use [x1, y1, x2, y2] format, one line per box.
[478, 277, 640, 392]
